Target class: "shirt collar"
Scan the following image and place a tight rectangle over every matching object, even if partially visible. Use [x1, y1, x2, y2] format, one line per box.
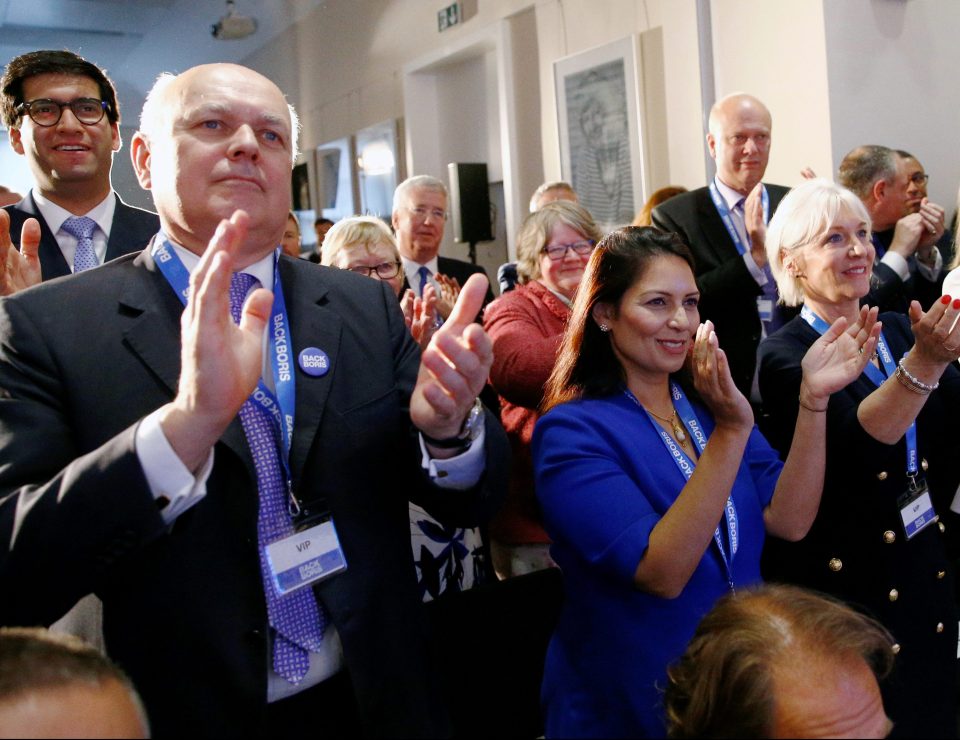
[166, 239, 277, 289]
[32, 189, 117, 238]
[400, 255, 439, 286]
[712, 176, 749, 209]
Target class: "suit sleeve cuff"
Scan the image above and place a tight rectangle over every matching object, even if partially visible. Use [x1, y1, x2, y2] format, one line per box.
[743, 252, 768, 285]
[136, 409, 213, 525]
[419, 424, 487, 490]
[880, 251, 911, 281]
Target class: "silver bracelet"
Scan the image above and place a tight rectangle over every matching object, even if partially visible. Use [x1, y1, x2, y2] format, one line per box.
[895, 358, 939, 394]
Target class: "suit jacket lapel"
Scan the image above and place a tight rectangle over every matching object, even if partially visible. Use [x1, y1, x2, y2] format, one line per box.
[118, 244, 252, 472]
[278, 259, 342, 489]
[17, 194, 71, 279]
[105, 196, 131, 261]
[696, 188, 741, 265]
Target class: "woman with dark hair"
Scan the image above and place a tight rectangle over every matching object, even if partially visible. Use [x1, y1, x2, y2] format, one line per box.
[532, 226, 880, 737]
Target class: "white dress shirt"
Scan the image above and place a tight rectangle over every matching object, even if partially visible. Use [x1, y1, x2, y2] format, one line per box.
[32, 189, 116, 269]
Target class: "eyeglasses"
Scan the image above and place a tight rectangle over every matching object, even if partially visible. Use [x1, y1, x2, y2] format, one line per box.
[347, 261, 401, 280]
[541, 239, 596, 261]
[405, 206, 448, 222]
[17, 98, 109, 127]
[908, 172, 930, 185]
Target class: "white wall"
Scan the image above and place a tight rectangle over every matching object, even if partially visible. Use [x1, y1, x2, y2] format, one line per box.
[824, 0, 960, 210]
[710, 0, 832, 191]
[244, 0, 706, 248]
[246, 0, 960, 248]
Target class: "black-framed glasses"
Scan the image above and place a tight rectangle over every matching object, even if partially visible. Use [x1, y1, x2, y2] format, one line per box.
[908, 172, 930, 186]
[541, 239, 596, 261]
[16, 98, 109, 127]
[405, 206, 448, 223]
[347, 261, 401, 280]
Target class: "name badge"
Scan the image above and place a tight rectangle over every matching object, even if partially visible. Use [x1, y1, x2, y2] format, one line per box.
[757, 297, 774, 323]
[265, 519, 347, 595]
[898, 480, 937, 540]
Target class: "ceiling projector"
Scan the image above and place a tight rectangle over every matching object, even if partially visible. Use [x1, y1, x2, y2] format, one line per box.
[212, 1, 258, 40]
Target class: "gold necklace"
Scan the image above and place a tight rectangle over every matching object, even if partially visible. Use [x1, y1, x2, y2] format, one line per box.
[645, 406, 687, 443]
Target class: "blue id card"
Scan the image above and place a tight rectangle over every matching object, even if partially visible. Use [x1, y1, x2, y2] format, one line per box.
[265, 519, 348, 595]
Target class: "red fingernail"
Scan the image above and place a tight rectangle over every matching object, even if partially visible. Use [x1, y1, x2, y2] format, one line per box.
[954, 299, 960, 310]
[942, 295, 952, 305]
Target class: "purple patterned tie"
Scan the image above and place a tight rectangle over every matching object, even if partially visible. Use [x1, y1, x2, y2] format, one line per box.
[229, 272, 325, 684]
[61, 216, 98, 272]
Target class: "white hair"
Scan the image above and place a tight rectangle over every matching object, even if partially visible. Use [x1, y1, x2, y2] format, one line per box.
[765, 178, 872, 307]
[392, 175, 447, 215]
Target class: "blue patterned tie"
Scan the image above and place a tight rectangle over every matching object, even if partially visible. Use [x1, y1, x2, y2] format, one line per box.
[229, 272, 325, 684]
[61, 216, 98, 272]
[418, 265, 431, 297]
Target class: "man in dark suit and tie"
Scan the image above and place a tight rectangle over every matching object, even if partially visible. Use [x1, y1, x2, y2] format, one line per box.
[837, 145, 946, 313]
[0, 49, 158, 289]
[392, 175, 495, 319]
[0, 62, 506, 737]
[652, 93, 791, 398]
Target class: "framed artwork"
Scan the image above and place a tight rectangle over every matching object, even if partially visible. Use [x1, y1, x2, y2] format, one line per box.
[291, 162, 311, 212]
[356, 119, 401, 221]
[315, 136, 357, 222]
[554, 35, 646, 231]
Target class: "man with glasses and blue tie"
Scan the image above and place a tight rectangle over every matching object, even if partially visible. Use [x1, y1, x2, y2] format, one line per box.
[392, 175, 494, 322]
[0, 49, 158, 293]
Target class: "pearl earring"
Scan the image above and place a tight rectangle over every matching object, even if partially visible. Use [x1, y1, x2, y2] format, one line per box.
[599, 323, 610, 332]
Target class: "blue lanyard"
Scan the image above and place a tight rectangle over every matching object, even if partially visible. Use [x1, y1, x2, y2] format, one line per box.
[800, 305, 919, 478]
[151, 237, 300, 503]
[625, 383, 739, 591]
[708, 180, 769, 255]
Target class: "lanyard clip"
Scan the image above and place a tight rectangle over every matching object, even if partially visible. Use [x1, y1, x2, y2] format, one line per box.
[286, 479, 301, 518]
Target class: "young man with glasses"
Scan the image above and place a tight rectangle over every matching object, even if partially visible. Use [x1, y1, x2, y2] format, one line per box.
[0, 49, 159, 289]
[392, 175, 494, 321]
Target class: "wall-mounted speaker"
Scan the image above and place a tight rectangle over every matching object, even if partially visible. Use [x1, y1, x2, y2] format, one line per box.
[447, 162, 494, 245]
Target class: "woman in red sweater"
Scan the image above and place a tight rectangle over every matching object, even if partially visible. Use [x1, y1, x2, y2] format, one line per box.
[484, 201, 603, 578]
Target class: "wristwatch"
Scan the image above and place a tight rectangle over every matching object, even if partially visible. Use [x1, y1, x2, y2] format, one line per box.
[422, 398, 484, 449]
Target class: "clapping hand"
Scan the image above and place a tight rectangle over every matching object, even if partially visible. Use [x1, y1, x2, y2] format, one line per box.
[0, 209, 41, 296]
[411, 273, 492, 447]
[743, 183, 767, 266]
[800, 306, 881, 403]
[690, 320, 754, 432]
[909, 296, 960, 365]
[160, 210, 273, 472]
[435, 273, 462, 320]
[401, 283, 439, 352]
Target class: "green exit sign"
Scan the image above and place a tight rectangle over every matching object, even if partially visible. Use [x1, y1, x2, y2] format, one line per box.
[438, 2, 461, 32]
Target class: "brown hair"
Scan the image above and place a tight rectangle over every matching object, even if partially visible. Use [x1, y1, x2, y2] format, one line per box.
[633, 185, 688, 227]
[542, 226, 696, 413]
[515, 200, 602, 285]
[1, 50, 120, 129]
[0, 627, 148, 730]
[664, 584, 895, 739]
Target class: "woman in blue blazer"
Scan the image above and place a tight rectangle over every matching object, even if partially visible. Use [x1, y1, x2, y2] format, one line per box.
[532, 226, 880, 737]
